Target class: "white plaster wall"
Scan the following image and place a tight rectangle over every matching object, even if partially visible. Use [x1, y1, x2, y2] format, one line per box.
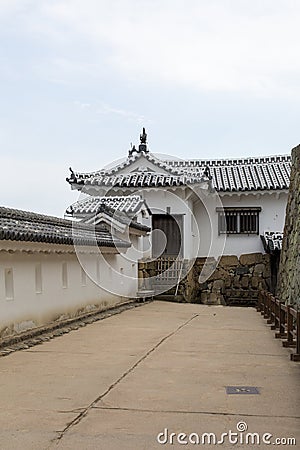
[194, 191, 288, 257]
[0, 242, 138, 337]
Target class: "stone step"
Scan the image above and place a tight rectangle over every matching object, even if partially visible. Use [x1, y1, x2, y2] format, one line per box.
[225, 298, 258, 307]
[225, 289, 259, 299]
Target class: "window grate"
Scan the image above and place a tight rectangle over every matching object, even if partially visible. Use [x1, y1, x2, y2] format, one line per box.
[217, 207, 261, 235]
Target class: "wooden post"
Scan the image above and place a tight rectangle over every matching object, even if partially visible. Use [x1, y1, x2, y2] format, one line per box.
[257, 290, 263, 312]
[291, 309, 300, 362]
[275, 303, 287, 339]
[261, 290, 267, 316]
[271, 297, 280, 330]
[282, 305, 296, 348]
[267, 294, 275, 325]
[264, 292, 271, 320]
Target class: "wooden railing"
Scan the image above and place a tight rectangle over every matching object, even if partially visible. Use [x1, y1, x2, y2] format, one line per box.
[257, 290, 300, 362]
[155, 257, 184, 282]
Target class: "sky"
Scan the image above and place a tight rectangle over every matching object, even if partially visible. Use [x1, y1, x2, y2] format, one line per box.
[0, 0, 300, 216]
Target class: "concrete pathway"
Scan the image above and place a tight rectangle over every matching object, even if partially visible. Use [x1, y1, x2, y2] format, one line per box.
[0, 302, 299, 449]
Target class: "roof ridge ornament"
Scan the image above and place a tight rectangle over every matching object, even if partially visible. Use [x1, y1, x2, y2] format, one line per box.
[139, 127, 148, 153]
[140, 127, 147, 144]
[128, 127, 149, 156]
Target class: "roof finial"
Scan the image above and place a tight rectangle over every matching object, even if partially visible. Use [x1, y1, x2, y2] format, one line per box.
[140, 127, 147, 144]
[139, 127, 148, 153]
[128, 143, 137, 157]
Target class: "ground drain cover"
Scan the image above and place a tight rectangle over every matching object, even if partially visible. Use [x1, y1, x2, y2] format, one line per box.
[226, 386, 260, 394]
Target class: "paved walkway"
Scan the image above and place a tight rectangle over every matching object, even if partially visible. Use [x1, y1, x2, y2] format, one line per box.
[0, 302, 299, 449]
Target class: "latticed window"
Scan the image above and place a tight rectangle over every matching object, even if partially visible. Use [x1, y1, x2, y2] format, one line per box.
[217, 207, 261, 235]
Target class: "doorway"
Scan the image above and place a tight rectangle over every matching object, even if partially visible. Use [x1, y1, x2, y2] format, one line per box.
[152, 214, 183, 258]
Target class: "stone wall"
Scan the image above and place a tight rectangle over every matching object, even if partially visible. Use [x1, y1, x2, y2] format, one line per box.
[277, 145, 300, 306]
[183, 253, 270, 305]
[141, 252, 271, 305]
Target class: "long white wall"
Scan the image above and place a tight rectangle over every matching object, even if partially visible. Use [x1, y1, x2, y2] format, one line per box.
[0, 241, 138, 338]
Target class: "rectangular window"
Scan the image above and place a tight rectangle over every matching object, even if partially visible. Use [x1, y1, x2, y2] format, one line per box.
[5, 268, 14, 300]
[35, 263, 42, 294]
[217, 207, 261, 235]
[62, 262, 68, 288]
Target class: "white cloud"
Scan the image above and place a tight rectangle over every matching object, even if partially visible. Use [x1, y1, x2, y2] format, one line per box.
[0, 0, 31, 18]
[96, 102, 145, 123]
[17, 0, 299, 96]
[73, 99, 147, 123]
[1, 0, 300, 97]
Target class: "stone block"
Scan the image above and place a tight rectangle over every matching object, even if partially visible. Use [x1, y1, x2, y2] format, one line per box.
[212, 279, 225, 292]
[259, 279, 267, 290]
[251, 276, 260, 288]
[207, 292, 223, 305]
[239, 253, 263, 265]
[241, 276, 249, 288]
[219, 255, 239, 267]
[262, 254, 271, 265]
[198, 268, 218, 283]
[254, 263, 265, 276]
[233, 276, 241, 288]
[225, 277, 232, 288]
[235, 266, 249, 275]
[218, 267, 231, 278]
[205, 270, 219, 281]
[201, 292, 209, 304]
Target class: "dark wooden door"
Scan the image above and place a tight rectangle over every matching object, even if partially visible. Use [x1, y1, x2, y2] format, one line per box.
[152, 214, 183, 258]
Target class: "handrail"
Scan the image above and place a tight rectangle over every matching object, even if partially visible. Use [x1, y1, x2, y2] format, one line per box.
[258, 290, 300, 362]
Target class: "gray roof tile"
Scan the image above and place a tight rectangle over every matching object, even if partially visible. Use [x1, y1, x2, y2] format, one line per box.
[0, 207, 130, 248]
[66, 197, 150, 233]
[67, 153, 291, 192]
[67, 195, 144, 215]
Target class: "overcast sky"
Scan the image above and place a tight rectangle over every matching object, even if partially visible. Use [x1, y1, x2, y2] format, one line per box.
[0, 0, 299, 216]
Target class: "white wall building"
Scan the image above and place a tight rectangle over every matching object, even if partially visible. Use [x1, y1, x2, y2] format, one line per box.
[66, 130, 291, 261]
[0, 206, 149, 338]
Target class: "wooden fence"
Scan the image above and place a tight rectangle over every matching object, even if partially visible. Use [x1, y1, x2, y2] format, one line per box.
[155, 257, 184, 282]
[257, 290, 300, 362]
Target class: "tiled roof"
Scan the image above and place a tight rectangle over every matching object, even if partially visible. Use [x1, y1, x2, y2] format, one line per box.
[166, 155, 291, 192]
[67, 153, 291, 192]
[68, 152, 182, 179]
[70, 172, 202, 188]
[66, 198, 150, 233]
[0, 207, 130, 248]
[67, 195, 145, 216]
[261, 231, 283, 253]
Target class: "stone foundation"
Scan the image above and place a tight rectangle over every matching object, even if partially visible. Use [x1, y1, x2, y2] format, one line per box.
[185, 253, 271, 305]
[141, 253, 271, 306]
[277, 145, 300, 306]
